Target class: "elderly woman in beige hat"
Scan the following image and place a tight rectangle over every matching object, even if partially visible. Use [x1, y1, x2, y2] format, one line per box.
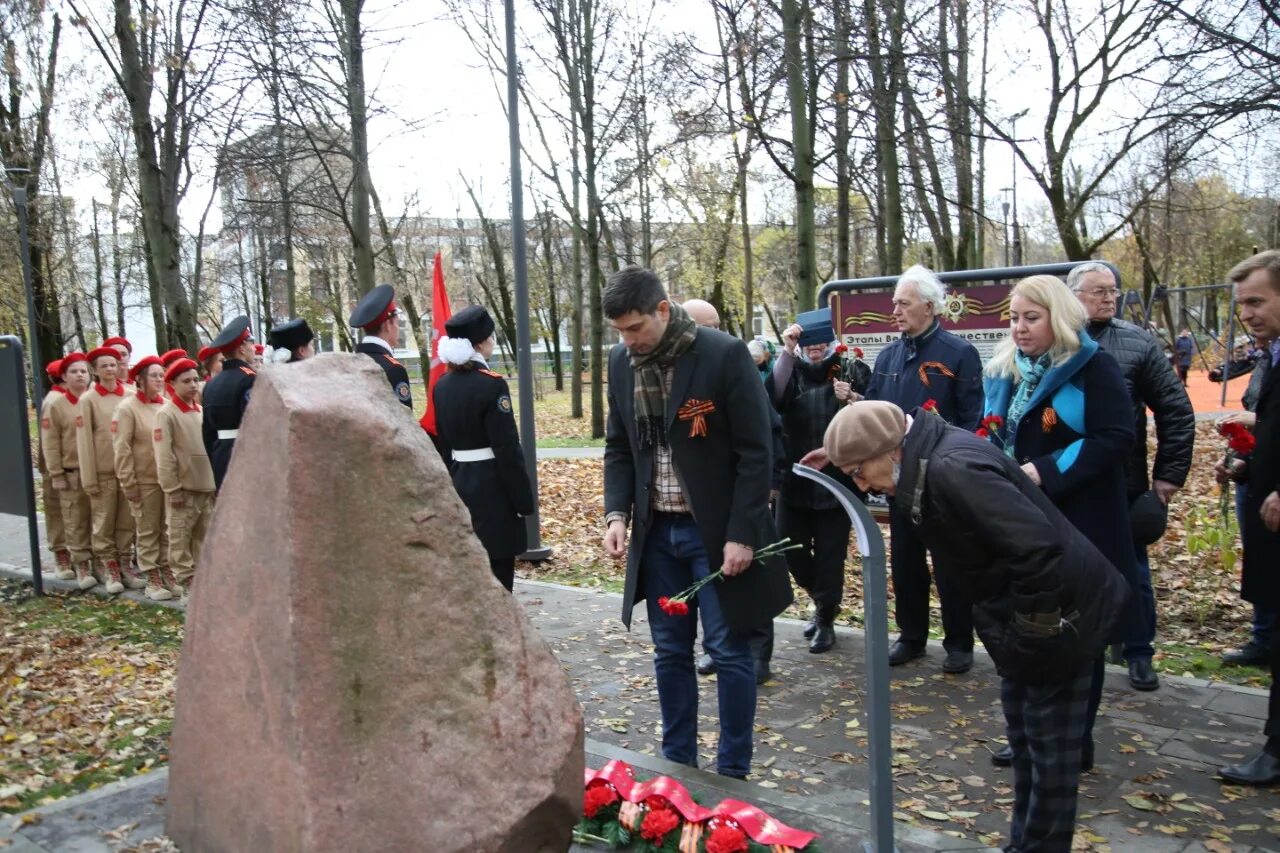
[819, 400, 1129, 853]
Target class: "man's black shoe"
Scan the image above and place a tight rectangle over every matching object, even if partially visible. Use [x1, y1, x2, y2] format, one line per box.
[888, 640, 926, 666]
[1222, 642, 1271, 667]
[991, 745, 1013, 767]
[942, 650, 973, 674]
[754, 657, 772, 685]
[696, 654, 717, 676]
[1128, 658, 1159, 691]
[803, 618, 818, 639]
[809, 623, 836, 653]
[1218, 751, 1280, 786]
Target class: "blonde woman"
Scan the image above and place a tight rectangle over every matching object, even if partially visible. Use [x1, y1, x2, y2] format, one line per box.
[981, 274, 1137, 801]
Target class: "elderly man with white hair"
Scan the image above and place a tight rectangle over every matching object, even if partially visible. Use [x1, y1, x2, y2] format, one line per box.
[1066, 261, 1194, 693]
[864, 264, 983, 673]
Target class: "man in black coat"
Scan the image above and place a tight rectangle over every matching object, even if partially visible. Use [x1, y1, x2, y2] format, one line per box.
[603, 267, 793, 779]
[864, 264, 983, 673]
[349, 283, 413, 408]
[821, 401, 1128, 852]
[1218, 250, 1280, 786]
[200, 316, 256, 490]
[1069, 262, 1195, 691]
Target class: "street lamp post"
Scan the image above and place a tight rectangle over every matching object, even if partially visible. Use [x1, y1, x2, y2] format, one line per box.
[504, 0, 551, 561]
[1008, 112, 1027, 267]
[1001, 197, 1011, 268]
[5, 166, 45, 415]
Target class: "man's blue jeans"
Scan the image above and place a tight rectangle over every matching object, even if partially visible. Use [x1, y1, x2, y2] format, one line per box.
[1122, 543, 1157, 662]
[642, 514, 755, 777]
[1237, 482, 1279, 650]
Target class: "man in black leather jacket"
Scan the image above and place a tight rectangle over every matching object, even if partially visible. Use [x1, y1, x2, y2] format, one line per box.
[1068, 263, 1195, 691]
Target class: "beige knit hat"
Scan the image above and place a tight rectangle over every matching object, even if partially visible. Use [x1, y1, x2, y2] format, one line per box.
[823, 401, 907, 469]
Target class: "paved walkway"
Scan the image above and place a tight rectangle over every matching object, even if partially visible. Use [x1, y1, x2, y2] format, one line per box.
[0, 514, 1277, 851]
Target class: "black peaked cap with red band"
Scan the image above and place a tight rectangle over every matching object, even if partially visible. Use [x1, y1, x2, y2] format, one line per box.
[349, 284, 397, 330]
[211, 315, 252, 356]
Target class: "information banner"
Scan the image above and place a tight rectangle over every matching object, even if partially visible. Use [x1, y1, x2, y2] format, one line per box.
[830, 284, 1013, 366]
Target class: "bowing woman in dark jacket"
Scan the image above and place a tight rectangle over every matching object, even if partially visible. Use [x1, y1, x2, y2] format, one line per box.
[982, 274, 1137, 773]
[431, 306, 535, 591]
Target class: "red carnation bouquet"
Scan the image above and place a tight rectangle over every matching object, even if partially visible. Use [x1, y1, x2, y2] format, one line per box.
[975, 413, 1008, 450]
[657, 538, 802, 617]
[1217, 420, 1257, 528]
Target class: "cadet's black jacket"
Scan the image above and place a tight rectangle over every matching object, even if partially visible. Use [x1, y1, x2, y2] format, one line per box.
[201, 359, 256, 490]
[433, 366, 535, 560]
[604, 327, 794, 633]
[1086, 318, 1194, 496]
[895, 409, 1130, 683]
[356, 340, 412, 407]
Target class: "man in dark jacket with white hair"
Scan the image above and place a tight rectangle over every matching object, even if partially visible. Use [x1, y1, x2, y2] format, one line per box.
[1068, 261, 1195, 691]
[820, 401, 1129, 853]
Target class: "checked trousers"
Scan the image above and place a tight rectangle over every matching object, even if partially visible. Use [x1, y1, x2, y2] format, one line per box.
[1001, 659, 1094, 853]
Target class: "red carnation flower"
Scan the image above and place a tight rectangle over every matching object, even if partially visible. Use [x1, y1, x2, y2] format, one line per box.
[983, 414, 1004, 430]
[922, 398, 939, 413]
[854, 347, 865, 359]
[976, 427, 989, 438]
[583, 782, 619, 818]
[639, 805, 680, 843]
[705, 823, 751, 853]
[658, 596, 691, 616]
[834, 343, 848, 354]
[1229, 432, 1257, 455]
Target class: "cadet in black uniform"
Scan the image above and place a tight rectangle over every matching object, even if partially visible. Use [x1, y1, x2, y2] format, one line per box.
[268, 318, 315, 364]
[200, 316, 256, 490]
[432, 306, 535, 591]
[348, 283, 412, 407]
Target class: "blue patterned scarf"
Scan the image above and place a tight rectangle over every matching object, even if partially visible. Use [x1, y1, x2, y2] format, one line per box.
[1005, 350, 1053, 457]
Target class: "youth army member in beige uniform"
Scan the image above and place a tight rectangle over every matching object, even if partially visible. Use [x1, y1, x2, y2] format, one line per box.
[39, 360, 71, 578]
[77, 346, 142, 593]
[155, 359, 216, 594]
[114, 355, 180, 601]
[42, 353, 96, 589]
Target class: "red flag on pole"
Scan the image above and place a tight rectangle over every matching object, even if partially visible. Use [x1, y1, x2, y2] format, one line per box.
[419, 250, 451, 435]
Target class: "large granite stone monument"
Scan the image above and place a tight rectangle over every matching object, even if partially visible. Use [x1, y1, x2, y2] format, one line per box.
[166, 354, 584, 852]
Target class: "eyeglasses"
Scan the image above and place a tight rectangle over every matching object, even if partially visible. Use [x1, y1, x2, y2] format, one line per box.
[1082, 287, 1118, 299]
[850, 464, 863, 481]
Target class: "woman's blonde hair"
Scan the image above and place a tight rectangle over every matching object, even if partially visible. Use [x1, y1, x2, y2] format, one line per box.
[985, 274, 1088, 380]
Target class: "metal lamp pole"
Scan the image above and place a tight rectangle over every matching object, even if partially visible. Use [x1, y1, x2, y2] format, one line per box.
[504, 0, 550, 560]
[5, 167, 45, 414]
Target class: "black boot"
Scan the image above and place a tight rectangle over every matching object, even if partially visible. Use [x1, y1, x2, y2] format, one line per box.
[809, 605, 837, 654]
[802, 603, 818, 639]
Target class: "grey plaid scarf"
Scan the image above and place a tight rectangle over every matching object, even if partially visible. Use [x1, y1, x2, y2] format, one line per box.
[629, 302, 698, 449]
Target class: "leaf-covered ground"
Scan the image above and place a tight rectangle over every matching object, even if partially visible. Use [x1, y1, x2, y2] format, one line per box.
[0, 583, 181, 814]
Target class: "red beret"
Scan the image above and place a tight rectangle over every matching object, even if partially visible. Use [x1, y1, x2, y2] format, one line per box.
[46, 359, 64, 381]
[164, 358, 199, 384]
[103, 336, 133, 353]
[128, 355, 165, 383]
[87, 346, 121, 365]
[160, 348, 188, 366]
[60, 352, 88, 369]
[197, 345, 220, 364]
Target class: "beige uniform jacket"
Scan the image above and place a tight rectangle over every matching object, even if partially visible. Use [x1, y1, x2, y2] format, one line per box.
[76, 383, 127, 491]
[41, 389, 82, 476]
[113, 391, 165, 491]
[154, 397, 216, 494]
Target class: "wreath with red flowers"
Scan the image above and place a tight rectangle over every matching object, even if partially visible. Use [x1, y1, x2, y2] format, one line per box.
[574, 761, 822, 852]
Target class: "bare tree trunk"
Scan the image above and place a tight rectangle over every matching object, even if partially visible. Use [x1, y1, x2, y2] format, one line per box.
[91, 200, 109, 337]
[340, 0, 375, 296]
[782, 0, 817, 310]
